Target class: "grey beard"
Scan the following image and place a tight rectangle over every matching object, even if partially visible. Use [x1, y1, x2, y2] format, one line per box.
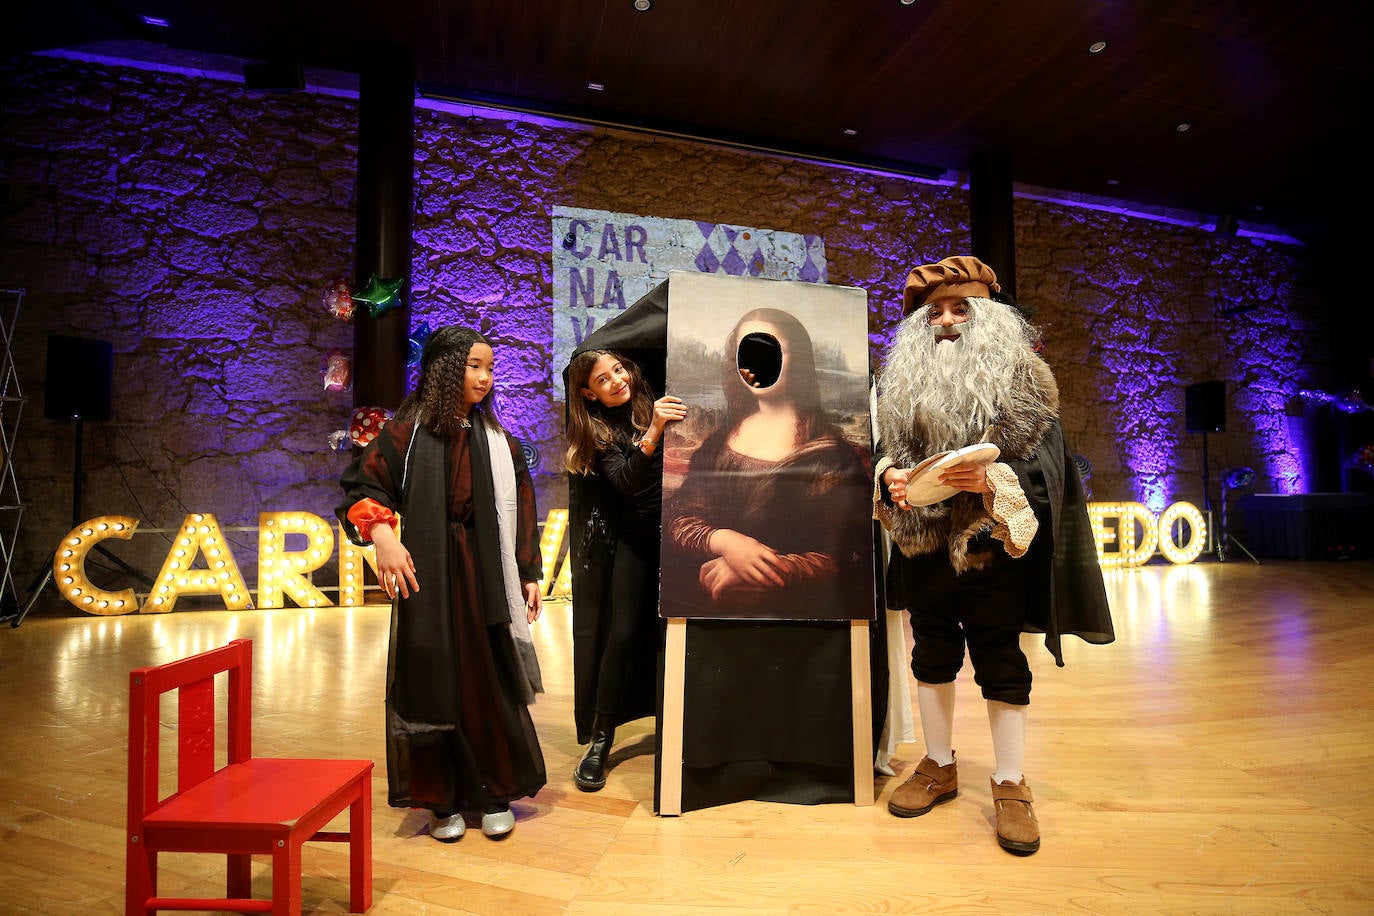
[877, 299, 1035, 453]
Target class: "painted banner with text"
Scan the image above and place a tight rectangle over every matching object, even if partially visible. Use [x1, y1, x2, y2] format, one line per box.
[550, 206, 825, 400]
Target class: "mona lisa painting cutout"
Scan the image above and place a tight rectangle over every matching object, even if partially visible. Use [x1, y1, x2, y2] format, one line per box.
[659, 270, 873, 621]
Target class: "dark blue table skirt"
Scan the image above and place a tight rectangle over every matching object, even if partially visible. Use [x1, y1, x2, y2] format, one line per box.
[1239, 493, 1374, 560]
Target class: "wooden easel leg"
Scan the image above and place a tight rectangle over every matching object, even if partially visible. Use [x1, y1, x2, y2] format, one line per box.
[850, 620, 874, 806]
[658, 617, 687, 816]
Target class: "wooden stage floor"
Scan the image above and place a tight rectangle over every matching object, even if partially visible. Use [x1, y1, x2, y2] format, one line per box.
[1, 557, 1372, 914]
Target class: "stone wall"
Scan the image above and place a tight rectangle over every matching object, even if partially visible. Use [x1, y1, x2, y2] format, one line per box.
[0, 53, 1336, 613]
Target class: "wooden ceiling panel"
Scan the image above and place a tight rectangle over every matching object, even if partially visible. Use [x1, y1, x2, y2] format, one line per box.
[10, 0, 1366, 242]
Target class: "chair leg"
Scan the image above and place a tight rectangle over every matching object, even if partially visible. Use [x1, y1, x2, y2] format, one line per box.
[349, 777, 373, 913]
[272, 842, 303, 916]
[125, 839, 154, 916]
[227, 852, 252, 899]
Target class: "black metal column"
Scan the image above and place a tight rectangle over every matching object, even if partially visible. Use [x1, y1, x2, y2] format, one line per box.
[353, 41, 415, 413]
[969, 147, 1017, 302]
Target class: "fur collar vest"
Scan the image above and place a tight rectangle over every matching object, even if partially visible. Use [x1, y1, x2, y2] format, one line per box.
[878, 357, 1060, 568]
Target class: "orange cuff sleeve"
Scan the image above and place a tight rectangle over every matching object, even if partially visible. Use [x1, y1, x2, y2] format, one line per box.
[347, 499, 398, 543]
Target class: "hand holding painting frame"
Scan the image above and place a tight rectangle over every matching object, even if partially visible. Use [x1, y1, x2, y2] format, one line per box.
[657, 271, 877, 814]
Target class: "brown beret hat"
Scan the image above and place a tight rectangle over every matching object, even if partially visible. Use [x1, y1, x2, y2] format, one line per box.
[902, 255, 1001, 316]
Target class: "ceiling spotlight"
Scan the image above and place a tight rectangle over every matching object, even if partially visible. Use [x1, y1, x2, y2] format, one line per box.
[1175, 122, 1192, 133]
[587, 82, 605, 91]
[634, 0, 651, 10]
[1105, 178, 1120, 186]
[900, 0, 917, 6]
[843, 128, 858, 136]
[1087, 40, 1108, 54]
[141, 15, 171, 28]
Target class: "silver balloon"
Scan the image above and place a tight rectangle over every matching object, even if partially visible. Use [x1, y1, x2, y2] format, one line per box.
[1223, 466, 1255, 489]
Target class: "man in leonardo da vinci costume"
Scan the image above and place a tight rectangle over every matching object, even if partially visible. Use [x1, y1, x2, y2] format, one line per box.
[872, 255, 1113, 855]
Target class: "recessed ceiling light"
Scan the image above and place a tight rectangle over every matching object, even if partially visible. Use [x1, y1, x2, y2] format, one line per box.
[141, 15, 171, 28]
[1105, 178, 1120, 186]
[1088, 40, 1108, 54]
[843, 128, 858, 136]
[634, 0, 651, 10]
[1176, 122, 1192, 133]
[587, 82, 605, 91]
[900, 0, 917, 6]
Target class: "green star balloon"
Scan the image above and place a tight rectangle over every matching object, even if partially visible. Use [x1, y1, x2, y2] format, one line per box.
[352, 274, 406, 317]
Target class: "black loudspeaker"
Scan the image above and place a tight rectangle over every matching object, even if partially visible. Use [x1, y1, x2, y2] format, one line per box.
[1185, 380, 1226, 433]
[44, 335, 113, 421]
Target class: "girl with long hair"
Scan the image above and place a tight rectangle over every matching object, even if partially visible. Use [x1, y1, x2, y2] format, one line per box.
[563, 348, 685, 791]
[338, 325, 546, 842]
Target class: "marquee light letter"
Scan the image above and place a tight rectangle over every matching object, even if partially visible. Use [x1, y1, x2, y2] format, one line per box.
[1087, 503, 1116, 559]
[1088, 502, 1165, 568]
[1118, 503, 1159, 567]
[54, 515, 141, 615]
[141, 513, 253, 613]
[540, 509, 569, 598]
[550, 554, 572, 599]
[1157, 501, 1207, 565]
[337, 522, 379, 607]
[257, 512, 335, 608]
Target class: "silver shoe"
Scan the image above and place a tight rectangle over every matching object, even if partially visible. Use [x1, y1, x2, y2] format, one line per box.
[480, 808, 515, 839]
[429, 812, 466, 842]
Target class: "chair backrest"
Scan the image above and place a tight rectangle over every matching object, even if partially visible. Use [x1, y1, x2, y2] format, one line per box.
[127, 638, 254, 823]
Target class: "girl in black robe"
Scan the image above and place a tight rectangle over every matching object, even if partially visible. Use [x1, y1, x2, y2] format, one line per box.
[338, 326, 545, 842]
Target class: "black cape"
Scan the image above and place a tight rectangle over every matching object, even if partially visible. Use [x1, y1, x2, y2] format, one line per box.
[1007, 420, 1115, 664]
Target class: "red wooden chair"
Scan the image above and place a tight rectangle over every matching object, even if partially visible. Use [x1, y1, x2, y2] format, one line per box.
[126, 638, 373, 915]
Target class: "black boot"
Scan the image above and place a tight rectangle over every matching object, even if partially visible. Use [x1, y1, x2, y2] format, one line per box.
[574, 714, 615, 792]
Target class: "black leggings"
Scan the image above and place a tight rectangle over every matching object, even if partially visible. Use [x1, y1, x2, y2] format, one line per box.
[594, 535, 660, 714]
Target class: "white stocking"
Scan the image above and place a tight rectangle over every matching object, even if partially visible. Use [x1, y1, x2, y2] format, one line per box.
[915, 680, 956, 766]
[988, 699, 1027, 784]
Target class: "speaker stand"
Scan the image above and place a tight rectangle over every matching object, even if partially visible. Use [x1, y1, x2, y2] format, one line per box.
[1198, 432, 1234, 562]
[1219, 532, 1261, 565]
[1216, 479, 1262, 566]
[1200, 431, 1214, 544]
[7, 417, 153, 627]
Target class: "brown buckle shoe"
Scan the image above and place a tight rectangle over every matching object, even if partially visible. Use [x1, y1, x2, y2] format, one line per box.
[991, 778, 1040, 855]
[887, 754, 958, 817]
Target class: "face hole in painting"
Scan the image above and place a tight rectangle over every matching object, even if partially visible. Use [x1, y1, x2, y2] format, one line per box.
[737, 332, 783, 389]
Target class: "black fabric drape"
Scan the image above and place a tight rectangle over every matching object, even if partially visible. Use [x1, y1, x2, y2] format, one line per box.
[676, 619, 886, 812]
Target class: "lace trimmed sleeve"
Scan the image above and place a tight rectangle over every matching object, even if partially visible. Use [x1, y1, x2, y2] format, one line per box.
[983, 462, 1039, 556]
